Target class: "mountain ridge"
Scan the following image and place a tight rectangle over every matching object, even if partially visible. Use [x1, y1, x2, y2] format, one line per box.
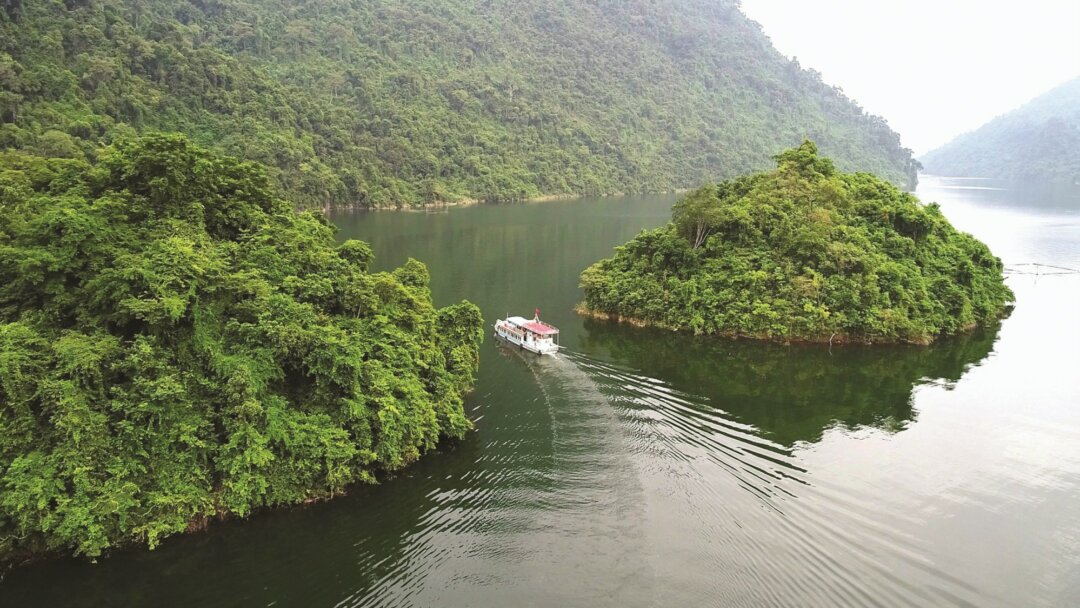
[920, 76, 1080, 183]
[1, 0, 918, 207]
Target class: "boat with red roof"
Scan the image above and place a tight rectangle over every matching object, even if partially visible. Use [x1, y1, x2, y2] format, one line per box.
[494, 309, 561, 355]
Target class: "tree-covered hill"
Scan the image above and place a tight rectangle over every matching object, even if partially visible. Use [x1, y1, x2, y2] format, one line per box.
[1, 0, 918, 207]
[920, 76, 1080, 184]
[579, 142, 1013, 344]
[0, 133, 483, 561]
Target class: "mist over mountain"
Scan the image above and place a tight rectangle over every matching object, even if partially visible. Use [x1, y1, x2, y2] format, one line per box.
[1, 0, 917, 207]
[921, 76, 1080, 184]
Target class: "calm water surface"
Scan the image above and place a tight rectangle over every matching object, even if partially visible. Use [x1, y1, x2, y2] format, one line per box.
[3, 180, 1080, 607]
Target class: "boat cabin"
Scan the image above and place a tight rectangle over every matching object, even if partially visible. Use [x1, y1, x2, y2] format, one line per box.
[495, 314, 561, 355]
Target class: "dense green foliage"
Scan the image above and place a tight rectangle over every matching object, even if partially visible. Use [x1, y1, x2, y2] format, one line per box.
[0, 134, 483, 560]
[1, 0, 917, 207]
[581, 319, 999, 446]
[580, 142, 1013, 344]
[921, 76, 1080, 184]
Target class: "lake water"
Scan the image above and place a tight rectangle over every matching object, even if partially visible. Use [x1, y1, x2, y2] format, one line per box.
[3, 178, 1079, 607]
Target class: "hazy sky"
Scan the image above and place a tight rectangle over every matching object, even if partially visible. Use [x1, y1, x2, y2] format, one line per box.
[740, 0, 1080, 155]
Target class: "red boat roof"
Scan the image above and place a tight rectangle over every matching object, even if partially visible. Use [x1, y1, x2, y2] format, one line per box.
[522, 321, 559, 335]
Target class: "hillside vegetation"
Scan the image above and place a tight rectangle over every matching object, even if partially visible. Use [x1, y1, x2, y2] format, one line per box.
[580, 142, 1013, 344]
[921, 76, 1080, 183]
[1, 0, 918, 207]
[0, 134, 483, 561]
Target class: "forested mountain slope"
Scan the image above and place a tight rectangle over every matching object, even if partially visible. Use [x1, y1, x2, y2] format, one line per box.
[921, 76, 1080, 183]
[1, 0, 918, 207]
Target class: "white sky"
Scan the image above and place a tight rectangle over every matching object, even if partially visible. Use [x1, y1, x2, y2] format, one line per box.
[739, 0, 1080, 154]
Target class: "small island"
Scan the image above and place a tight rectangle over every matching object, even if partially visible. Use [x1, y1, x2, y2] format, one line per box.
[579, 142, 1013, 345]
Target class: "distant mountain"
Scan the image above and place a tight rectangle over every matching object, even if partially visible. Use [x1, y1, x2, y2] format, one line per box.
[1, 0, 918, 207]
[921, 77, 1080, 183]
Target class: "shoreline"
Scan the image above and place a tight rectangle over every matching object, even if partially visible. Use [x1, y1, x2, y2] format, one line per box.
[0, 430, 472, 570]
[321, 189, 690, 213]
[573, 303, 943, 346]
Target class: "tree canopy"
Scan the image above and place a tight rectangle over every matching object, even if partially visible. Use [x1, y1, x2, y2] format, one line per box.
[1, 0, 918, 207]
[580, 142, 1013, 344]
[0, 133, 483, 561]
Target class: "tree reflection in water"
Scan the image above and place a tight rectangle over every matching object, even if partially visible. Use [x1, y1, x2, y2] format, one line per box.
[578, 318, 1002, 447]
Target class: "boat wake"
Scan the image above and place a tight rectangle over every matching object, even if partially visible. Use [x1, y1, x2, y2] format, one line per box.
[343, 344, 992, 607]
[556, 350, 989, 607]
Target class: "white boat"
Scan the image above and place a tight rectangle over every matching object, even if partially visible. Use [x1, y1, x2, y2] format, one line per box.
[494, 310, 561, 355]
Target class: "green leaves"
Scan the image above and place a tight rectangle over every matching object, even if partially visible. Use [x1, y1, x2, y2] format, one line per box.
[0, 134, 482, 561]
[581, 143, 1013, 344]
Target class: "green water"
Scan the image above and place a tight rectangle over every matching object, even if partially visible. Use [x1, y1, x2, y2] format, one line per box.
[3, 184, 1080, 606]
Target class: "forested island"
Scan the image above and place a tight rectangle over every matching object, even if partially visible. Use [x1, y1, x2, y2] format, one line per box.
[579, 142, 1013, 345]
[0, 134, 483, 562]
[1, 0, 918, 207]
[920, 76, 1080, 184]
